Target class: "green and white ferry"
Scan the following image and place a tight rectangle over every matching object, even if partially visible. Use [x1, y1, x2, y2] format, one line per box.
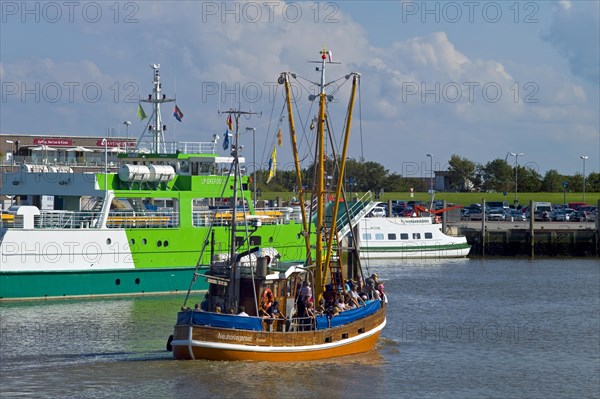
[0, 65, 315, 300]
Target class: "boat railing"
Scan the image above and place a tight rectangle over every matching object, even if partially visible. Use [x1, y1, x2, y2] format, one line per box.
[286, 315, 316, 332]
[170, 141, 217, 154]
[33, 210, 99, 229]
[106, 210, 178, 228]
[1, 209, 179, 229]
[192, 207, 298, 227]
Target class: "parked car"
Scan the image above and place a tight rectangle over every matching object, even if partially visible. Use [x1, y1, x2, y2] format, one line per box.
[465, 207, 483, 220]
[569, 210, 588, 222]
[486, 207, 506, 221]
[507, 209, 527, 221]
[368, 206, 386, 218]
[551, 210, 570, 221]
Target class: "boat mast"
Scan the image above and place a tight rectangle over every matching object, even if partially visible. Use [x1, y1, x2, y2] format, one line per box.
[137, 64, 175, 154]
[280, 72, 312, 264]
[324, 72, 360, 270]
[223, 108, 259, 313]
[314, 49, 330, 299]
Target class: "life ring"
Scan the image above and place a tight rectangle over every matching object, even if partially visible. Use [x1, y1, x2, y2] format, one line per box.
[261, 288, 273, 302]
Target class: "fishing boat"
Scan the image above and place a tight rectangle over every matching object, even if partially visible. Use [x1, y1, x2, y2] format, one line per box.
[358, 215, 471, 259]
[170, 49, 387, 361]
[0, 65, 314, 300]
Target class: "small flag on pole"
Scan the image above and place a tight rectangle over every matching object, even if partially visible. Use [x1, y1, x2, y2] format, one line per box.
[226, 115, 233, 130]
[222, 130, 230, 150]
[277, 128, 283, 146]
[173, 105, 183, 122]
[266, 146, 277, 183]
[137, 104, 147, 121]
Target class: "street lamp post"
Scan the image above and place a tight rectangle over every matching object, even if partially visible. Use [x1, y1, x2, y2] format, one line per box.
[245, 127, 256, 207]
[123, 120, 131, 137]
[426, 153, 433, 209]
[580, 155, 588, 202]
[509, 152, 524, 207]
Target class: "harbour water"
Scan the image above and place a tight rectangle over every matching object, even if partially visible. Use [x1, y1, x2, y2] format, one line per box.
[1, 258, 598, 398]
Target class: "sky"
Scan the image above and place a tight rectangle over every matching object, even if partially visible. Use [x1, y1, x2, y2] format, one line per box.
[1, 0, 599, 179]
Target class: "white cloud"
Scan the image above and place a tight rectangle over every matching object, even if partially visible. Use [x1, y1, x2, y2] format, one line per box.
[558, 1, 572, 11]
[543, 1, 600, 84]
[1, 1, 598, 174]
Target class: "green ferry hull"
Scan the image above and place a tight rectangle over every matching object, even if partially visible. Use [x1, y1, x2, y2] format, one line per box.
[0, 267, 208, 300]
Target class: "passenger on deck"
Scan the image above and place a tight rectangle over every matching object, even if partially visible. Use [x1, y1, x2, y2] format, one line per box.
[260, 289, 274, 317]
[194, 303, 200, 310]
[237, 306, 249, 316]
[316, 298, 326, 315]
[378, 283, 388, 305]
[342, 293, 354, 309]
[200, 293, 210, 311]
[335, 297, 348, 312]
[349, 285, 364, 307]
[214, 306, 222, 313]
[267, 301, 283, 319]
[299, 281, 312, 303]
[365, 273, 379, 299]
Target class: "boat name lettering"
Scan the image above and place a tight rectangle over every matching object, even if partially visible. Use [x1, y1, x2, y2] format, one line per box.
[400, 219, 430, 225]
[217, 332, 253, 342]
[200, 177, 224, 185]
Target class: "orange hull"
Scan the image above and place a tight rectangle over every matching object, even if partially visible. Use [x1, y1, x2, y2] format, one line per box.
[172, 308, 386, 361]
[173, 329, 382, 361]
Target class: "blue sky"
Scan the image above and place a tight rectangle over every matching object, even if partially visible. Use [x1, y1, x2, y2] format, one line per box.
[1, 0, 598, 178]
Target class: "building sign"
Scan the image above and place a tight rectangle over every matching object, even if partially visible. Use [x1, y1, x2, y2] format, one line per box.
[96, 139, 132, 147]
[34, 138, 73, 146]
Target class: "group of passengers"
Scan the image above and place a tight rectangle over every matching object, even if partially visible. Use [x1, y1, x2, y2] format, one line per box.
[188, 273, 386, 327]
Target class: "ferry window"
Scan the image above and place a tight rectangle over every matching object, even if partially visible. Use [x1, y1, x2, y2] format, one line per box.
[192, 162, 199, 175]
[249, 236, 261, 245]
[388, 233, 396, 240]
[400, 233, 409, 240]
[235, 236, 245, 247]
[199, 163, 212, 175]
[362, 233, 371, 240]
[425, 232, 433, 239]
[413, 233, 421, 239]
[375, 233, 384, 240]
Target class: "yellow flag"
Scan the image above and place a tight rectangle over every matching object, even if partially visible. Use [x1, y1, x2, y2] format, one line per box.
[277, 128, 283, 146]
[137, 104, 147, 120]
[266, 146, 277, 183]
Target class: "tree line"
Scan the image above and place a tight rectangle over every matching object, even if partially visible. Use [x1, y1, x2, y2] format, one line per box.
[253, 155, 600, 194]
